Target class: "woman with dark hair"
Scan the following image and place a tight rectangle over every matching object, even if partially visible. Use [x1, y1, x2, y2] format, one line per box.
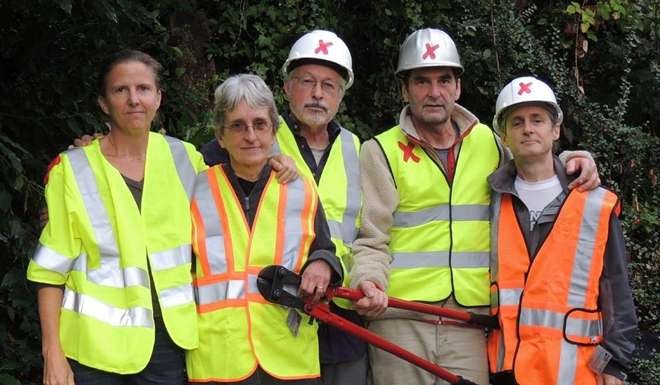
[28, 50, 204, 385]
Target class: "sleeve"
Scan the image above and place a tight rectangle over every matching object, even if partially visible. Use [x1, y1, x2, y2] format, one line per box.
[599, 213, 638, 374]
[27, 157, 82, 285]
[200, 139, 230, 167]
[349, 139, 398, 290]
[557, 150, 594, 166]
[184, 142, 208, 173]
[303, 197, 342, 285]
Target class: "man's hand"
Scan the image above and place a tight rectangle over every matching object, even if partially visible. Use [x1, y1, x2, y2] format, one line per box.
[68, 133, 104, 149]
[299, 260, 331, 304]
[353, 281, 388, 317]
[268, 154, 299, 184]
[43, 347, 74, 385]
[566, 151, 600, 191]
[598, 373, 625, 385]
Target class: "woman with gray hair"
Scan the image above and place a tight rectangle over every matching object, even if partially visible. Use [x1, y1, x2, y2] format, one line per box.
[187, 74, 342, 384]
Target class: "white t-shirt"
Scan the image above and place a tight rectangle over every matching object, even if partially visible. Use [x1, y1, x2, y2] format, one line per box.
[514, 175, 563, 230]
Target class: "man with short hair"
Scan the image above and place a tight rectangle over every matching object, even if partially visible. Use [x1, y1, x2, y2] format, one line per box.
[350, 29, 599, 385]
[201, 30, 366, 385]
[487, 76, 636, 385]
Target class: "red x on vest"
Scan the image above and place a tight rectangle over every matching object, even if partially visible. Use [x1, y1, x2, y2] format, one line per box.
[398, 141, 420, 163]
[422, 43, 439, 60]
[518, 82, 533, 95]
[315, 40, 333, 55]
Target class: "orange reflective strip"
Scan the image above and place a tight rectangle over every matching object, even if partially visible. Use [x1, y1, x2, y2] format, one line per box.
[198, 298, 246, 313]
[194, 271, 245, 286]
[295, 179, 316, 272]
[210, 168, 236, 273]
[272, 181, 288, 266]
[191, 198, 211, 277]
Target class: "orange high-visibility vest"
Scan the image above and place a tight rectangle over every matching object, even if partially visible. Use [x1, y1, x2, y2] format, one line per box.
[488, 187, 619, 385]
[186, 165, 320, 382]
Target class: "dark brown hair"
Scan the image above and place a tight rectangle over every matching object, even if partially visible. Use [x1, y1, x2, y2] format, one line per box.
[97, 50, 163, 96]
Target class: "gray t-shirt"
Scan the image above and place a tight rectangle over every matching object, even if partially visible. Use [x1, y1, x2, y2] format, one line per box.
[514, 175, 562, 230]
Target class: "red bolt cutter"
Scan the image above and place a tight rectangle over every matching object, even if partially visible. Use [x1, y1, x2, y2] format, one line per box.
[257, 265, 498, 385]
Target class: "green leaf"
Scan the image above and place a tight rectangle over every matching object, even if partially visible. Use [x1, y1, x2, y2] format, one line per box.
[57, 0, 73, 14]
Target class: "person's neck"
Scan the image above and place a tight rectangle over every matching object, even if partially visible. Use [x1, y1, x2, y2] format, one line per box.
[514, 154, 556, 182]
[103, 128, 149, 160]
[298, 122, 329, 150]
[231, 162, 265, 182]
[413, 117, 456, 149]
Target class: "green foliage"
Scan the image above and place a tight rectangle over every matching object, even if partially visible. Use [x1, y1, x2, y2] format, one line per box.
[1, 0, 658, 382]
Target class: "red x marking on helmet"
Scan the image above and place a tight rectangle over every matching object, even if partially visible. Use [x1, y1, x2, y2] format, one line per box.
[518, 82, 533, 95]
[315, 40, 333, 55]
[398, 141, 420, 163]
[422, 43, 440, 60]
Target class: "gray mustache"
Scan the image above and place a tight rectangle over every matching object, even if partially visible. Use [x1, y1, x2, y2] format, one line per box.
[304, 103, 327, 112]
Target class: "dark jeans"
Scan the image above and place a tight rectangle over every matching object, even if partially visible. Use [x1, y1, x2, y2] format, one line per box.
[69, 320, 185, 385]
[207, 366, 322, 385]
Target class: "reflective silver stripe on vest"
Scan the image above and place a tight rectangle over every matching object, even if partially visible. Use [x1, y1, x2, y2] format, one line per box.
[195, 274, 260, 305]
[159, 283, 195, 308]
[499, 288, 523, 306]
[32, 243, 77, 275]
[62, 287, 153, 328]
[72, 253, 150, 288]
[196, 280, 245, 305]
[281, 178, 307, 271]
[67, 148, 122, 267]
[327, 220, 343, 244]
[338, 128, 360, 244]
[164, 136, 196, 200]
[149, 245, 191, 272]
[557, 189, 609, 385]
[390, 251, 489, 268]
[393, 204, 489, 228]
[519, 308, 601, 338]
[558, 340, 578, 385]
[568, 188, 606, 307]
[194, 173, 228, 275]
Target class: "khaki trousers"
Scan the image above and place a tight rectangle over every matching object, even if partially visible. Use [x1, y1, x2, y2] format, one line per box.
[367, 297, 489, 385]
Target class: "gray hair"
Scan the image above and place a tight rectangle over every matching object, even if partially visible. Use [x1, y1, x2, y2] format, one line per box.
[213, 74, 279, 137]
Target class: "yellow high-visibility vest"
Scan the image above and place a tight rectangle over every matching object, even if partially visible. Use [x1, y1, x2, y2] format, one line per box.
[375, 124, 499, 306]
[27, 132, 204, 373]
[187, 165, 320, 381]
[274, 118, 360, 306]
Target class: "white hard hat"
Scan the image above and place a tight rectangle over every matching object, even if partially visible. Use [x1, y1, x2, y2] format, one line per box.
[493, 76, 563, 135]
[281, 30, 354, 89]
[396, 28, 463, 76]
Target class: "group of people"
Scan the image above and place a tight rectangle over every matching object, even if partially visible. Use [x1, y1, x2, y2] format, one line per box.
[27, 27, 637, 385]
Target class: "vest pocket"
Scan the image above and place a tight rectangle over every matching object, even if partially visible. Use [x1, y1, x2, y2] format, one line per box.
[563, 308, 603, 345]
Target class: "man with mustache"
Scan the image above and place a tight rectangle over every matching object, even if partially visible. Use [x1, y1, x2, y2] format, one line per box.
[201, 30, 366, 385]
[349, 29, 599, 385]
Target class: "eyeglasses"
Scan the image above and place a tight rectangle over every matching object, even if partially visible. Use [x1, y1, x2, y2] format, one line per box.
[291, 76, 342, 96]
[224, 119, 272, 135]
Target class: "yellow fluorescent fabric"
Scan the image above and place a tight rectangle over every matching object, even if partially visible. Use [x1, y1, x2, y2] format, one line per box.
[275, 118, 361, 308]
[375, 124, 499, 306]
[27, 132, 204, 374]
[188, 166, 321, 381]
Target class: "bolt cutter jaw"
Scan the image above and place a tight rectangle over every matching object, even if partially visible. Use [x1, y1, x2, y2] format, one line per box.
[257, 265, 306, 309]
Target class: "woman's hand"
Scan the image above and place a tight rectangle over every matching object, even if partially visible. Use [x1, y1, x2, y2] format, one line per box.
[299, 260, 331, 304]
[43, 347, 74, 385]
[268, 154, 299, 184]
